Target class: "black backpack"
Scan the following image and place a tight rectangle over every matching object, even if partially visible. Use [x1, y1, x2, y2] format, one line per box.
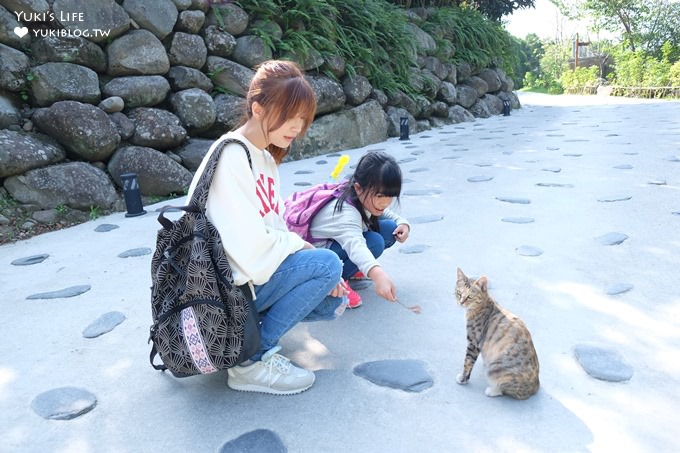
[149, 138, 260, 377]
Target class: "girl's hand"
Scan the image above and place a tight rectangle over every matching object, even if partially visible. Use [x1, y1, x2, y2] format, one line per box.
[393, 224, 410, 243]
[329, 280, 347, 298]
[368, 266, 397, 301]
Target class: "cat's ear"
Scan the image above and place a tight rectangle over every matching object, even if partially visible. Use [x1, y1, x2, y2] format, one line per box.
[476, 276, 488, 293]
[456, 267, 466, 281]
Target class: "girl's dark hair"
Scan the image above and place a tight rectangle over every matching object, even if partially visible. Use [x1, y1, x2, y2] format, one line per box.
[335, 150, 402, 231]
[237, 60, 316, 164]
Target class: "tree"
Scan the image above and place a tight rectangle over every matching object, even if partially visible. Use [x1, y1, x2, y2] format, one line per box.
[459, 0, 536, 22]
[551, 0, 680, 58]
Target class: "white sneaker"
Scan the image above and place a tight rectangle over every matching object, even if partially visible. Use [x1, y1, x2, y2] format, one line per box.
[227, 346, 315, 395]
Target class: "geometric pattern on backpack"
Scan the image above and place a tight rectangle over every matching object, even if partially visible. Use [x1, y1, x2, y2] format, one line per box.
[283, 181, 348, 242]
[149, 138, 260, 378]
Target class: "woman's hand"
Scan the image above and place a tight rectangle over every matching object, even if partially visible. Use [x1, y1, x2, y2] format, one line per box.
[392, 224, 410, 243]
[328, 280, 347, 298]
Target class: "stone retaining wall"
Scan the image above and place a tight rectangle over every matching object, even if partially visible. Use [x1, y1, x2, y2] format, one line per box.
[0, 0, 519, 238]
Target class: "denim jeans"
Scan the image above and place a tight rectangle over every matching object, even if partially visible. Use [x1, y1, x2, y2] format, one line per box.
[329, 218, 397, 280]
[251, 248, 343, 361]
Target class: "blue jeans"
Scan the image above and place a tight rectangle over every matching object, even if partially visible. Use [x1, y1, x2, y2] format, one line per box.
[252, 248, 343, 361]
[329, 218, 397, 280]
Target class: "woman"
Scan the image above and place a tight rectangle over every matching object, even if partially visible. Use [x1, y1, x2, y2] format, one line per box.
[187, 60, 346, 395]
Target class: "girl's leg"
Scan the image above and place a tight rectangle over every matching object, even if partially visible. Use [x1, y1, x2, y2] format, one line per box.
[377, 218, 397, 250]
[252, 248, 343, 360]
[328, 220, 397, 280]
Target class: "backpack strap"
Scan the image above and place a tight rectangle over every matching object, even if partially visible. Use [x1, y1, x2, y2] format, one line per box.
[188, 137, 253, 211]
[156, 138, 252, 230]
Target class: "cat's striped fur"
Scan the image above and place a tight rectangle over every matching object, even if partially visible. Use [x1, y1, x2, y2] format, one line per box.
[455, 268, 539, 399]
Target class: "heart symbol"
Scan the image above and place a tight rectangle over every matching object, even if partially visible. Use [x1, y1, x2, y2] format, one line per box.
[14, 26, 28, 38]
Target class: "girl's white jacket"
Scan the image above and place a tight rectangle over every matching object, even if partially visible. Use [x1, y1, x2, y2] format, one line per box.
[187, 132, 304, 291]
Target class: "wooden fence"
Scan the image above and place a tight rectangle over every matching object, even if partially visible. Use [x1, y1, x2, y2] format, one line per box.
[564, 85, 680, 99]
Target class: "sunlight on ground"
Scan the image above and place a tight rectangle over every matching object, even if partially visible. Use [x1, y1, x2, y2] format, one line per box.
[104, 357, 133, 378]
[0, 367, 16, 401]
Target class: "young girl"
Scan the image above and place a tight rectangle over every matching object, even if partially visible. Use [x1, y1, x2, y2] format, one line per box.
[308, 150, 410, 307]
[187, 60, 346, 395]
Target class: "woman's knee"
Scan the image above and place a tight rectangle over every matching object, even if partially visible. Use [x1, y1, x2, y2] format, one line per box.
[308, 248, 343, 280]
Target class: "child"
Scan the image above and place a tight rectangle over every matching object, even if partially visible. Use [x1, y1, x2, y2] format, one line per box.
[187, 60, 346, 395]
[308, 150, 410, 307]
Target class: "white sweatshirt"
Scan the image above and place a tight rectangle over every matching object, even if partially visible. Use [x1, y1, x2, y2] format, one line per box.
[309, 197, 409, 277]
[187, 132, 304, 289]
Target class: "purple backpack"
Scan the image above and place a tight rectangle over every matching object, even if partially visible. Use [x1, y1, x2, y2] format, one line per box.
[284, 181, 348, 242]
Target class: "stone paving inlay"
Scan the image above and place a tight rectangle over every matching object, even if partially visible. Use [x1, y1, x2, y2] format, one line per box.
[597, 195, 632, 202]
[574, 343, 634, 382]
[27, 285, 92, 300]
[605, 283, 634, 295]
[31, 387, 97, 420]
[516, 245, 543, 257]
[467, 175, 494, 182]
[218, 429, 287, 453]
[94, 224, 119, 232]
[118, 247, 152, 258]
[83, 311, 127, 338]
[496, 196, 531, 204]
[502, 217, 535, 224]
[597, 232, 629, 246]
[11, 254, 49, 266]
[353, 359, 433, 392]
[409, 214, 444, 224]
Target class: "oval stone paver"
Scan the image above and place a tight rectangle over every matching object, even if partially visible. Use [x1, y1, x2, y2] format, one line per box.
[409, 215, 444, 224]
[118, 247, 152, 258]
[496, 196, 530, 204]
[11, 254, 49, 266]
[597, 232, 629, 246]
[26, 285, 91, 300]
[354, 359, 433, 392]
[502, 217, 534, 224]
[467, 175, 493, 182]
[83, 311, 127, 338]
[31, 387, 97, 420]
[399, 244, 430, 254]
[95, 224, 119, 232]
[597, 195, 632, 203]
[219, 429, 286, 453]
[605, 283, 634, 295]
[516, 245, 543, 256]
[574, 343, 634, 382]
[403, 189, 442, 196]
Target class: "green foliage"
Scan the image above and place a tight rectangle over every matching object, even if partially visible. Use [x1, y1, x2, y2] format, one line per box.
[55, 204, 69, 215]
[389, 0, 535, 22]
[422, 6, 518, 75]
[669, 61, 680, 87]
[89, 205, 100, 221]
[237, 0, 418, 96]
[560, 66, 599, 88]
[612, 47, 671, 86]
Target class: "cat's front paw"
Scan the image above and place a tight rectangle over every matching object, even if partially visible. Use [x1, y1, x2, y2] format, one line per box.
[456, 373, 468, 385]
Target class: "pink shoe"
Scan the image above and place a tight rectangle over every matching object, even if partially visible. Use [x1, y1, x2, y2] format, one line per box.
[344, 280, 363, 308]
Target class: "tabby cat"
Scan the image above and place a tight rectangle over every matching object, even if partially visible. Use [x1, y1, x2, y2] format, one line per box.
[455, 268, 539, 399]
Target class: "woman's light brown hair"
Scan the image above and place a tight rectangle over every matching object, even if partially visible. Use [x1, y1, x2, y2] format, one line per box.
[240, 60, 317, 164]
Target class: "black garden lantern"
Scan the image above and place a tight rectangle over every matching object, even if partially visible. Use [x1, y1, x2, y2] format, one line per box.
[120, 173, 147, 217]
[399, 116, 409, 140]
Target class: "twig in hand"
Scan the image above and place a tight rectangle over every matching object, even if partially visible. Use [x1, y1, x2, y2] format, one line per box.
[395, 299, 422, 314]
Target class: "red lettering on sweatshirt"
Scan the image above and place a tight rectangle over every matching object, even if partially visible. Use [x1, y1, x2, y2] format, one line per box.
[255, 173, 279, 217]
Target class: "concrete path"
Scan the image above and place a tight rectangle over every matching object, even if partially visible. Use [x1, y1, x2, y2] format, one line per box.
[1, 93, 679, 453]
